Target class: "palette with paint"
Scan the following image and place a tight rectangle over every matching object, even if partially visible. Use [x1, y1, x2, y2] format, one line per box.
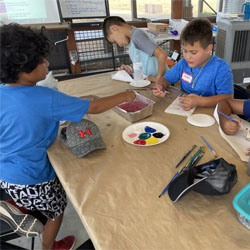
[114, 93, 155, 123]
[122, 122, 170, 146]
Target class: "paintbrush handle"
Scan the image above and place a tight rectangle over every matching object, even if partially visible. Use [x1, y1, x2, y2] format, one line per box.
[218, 110, 249, 131]
[183, 147, 203, 169]
[217, 110, 238, 123]
[128, 88, 147, 91]
[190, 152, 204, 168]
[175, 145, 197, 168]
[145, 86, 170, 93]
[158, 171, 180, 198]
[200, 136, 217, 157]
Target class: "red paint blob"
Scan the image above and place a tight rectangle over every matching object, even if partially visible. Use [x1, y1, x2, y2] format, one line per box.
[118, 102, 147, 112]
[133, 139, 146, 145]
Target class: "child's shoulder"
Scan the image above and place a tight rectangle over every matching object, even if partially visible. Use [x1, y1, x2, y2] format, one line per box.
[132, 27, 148, 38]
[210, 56, 230, 67]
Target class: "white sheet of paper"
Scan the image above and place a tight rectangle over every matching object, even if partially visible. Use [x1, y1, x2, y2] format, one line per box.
[164, 96, 196, 117]
[213, 105, 250, 162]
[111, 70, 132, 82]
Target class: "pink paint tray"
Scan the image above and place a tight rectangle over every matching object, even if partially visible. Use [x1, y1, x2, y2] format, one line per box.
[113, 93, 155, 122]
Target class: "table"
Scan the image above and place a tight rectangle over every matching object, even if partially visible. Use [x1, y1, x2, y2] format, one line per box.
[48, 72, 250, 250]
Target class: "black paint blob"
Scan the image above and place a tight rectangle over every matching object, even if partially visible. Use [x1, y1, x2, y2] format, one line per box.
[153, 132, 165, 138]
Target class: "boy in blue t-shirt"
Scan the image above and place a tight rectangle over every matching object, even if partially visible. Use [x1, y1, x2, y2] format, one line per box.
[218, 98, 250, 137]
[103, 16, 168, 83]
[153, 18, 234, 111]
[0, 23, 135, 250]
[218, 98, 250, 175]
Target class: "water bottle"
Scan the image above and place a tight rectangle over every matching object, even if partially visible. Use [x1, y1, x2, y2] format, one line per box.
[133, 53, 143, 84]
[242, 0, 250, 20]
[212, 25, 217, 36]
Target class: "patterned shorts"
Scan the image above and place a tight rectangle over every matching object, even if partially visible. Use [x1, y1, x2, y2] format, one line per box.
[0, 177, 67, 220]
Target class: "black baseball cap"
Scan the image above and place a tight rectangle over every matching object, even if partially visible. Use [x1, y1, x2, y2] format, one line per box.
[168, 158, 237, 202]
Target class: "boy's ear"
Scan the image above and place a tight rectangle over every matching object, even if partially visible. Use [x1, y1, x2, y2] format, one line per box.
[206, 44, 213, 53]
[109, 24, 119, 33]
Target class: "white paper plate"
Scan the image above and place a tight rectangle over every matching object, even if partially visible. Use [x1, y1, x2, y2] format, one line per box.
[187, 114, 215, 127]
[122, 121, 170, 146]
[130, 79, 151, 87]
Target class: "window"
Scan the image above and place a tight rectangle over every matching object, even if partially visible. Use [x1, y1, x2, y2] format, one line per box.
[109, 0, 132, 21]
[187, 0, 218, 18]
[136, 0, 171, 20]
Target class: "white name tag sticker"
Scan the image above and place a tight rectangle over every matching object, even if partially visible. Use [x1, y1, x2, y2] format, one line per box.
[181, 72, 192, 83]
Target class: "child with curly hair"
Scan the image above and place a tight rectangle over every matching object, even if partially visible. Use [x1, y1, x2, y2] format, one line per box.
[0, 23, 135, 250]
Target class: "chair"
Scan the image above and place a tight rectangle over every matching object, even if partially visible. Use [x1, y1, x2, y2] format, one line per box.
[0, 188, 47, 250]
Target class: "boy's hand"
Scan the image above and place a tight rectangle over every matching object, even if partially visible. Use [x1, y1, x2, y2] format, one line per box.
[178, 94, 200, 110]
[147, 76, 159, 83]
[152, 84, 166, 97]
[125, 90, 136, 103]
[118, 64, 132, 75]
[152, 77, 168, 97]
[220, 117, 241, 135]
[245, 148, 250, 156]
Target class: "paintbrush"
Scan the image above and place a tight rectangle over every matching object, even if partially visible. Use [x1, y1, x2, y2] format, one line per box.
[175, 145, 197, 168]
[127, 87, 170, 93]
[127, 88, 147, 91]
[145, 86, 170, 93]
[183, 146, 204, 170]
[218, 110, 249, 131]
[158, 146, 203, 198]
[158, 167, 183, 198]
[200, 136, 217, 158]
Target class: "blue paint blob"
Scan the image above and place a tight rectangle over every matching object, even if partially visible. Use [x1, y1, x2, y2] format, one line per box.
[144, 126, 156, 133]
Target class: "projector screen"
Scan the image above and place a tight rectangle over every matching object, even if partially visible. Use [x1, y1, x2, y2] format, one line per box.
[0, 0, 61, 25]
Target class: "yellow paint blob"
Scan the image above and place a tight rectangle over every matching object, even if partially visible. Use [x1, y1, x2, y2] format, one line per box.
[146, 137, 159, 145]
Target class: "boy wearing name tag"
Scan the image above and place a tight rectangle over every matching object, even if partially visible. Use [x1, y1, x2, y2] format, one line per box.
[103, 16, 168, 83]
[0, 23, 135, 250]
[153, 18, 233, 111]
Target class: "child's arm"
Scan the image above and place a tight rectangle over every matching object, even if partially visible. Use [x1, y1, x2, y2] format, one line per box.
[152, 76, 171, 97]
[87, 91, 136, 114]
[217, 98, 244, 135]
[118, 64, 133, 75]
[218, 98, 244, 115]
[178, 93, 233, 110]
[147, 48, 167, 83]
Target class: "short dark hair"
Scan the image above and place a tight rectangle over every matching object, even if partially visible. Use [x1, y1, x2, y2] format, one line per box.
[102, 16, 126, 40]
[180, 18, 212, 49]
[0, 23, 52, 84]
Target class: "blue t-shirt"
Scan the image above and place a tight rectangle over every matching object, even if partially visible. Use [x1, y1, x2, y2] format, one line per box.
[0, 85, 90, 185]
[243, 99, 250, 118]
[164, 56, 233, 96]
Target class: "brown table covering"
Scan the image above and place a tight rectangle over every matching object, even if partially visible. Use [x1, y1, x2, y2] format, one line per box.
[48, 72, 250, 250]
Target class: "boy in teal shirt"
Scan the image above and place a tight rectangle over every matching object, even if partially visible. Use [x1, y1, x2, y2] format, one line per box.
[103, 16, 168, 83]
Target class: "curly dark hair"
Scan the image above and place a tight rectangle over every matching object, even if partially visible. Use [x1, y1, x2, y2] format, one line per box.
[181, 18, 212, 49]
[0, 23, 52, 84]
